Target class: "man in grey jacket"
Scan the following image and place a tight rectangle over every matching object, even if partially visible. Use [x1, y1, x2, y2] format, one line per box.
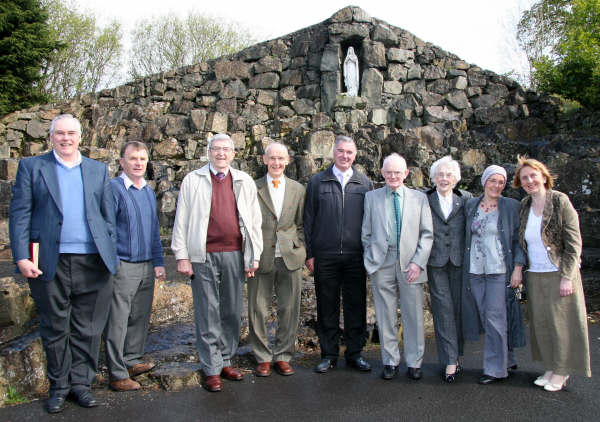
[171, 133, 263, 392]
[361, 153, 433, 381]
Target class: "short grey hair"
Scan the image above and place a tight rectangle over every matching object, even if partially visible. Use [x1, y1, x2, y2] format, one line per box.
[430, 156, 461, 184]
[49, 114, 81, 135]
[208, 133, 234, 150]
[264, 142, 289, 157]
[334, 135, 356, 148]
[382, 153, 407, 170]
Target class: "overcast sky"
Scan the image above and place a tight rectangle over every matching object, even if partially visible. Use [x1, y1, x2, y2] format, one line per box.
[76, 0, 533, 78]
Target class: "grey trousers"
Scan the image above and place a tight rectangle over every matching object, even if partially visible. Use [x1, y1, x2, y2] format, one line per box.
[469, 273, 517, 378]
[105, 260, 155, 380]
[371, 249, 425, 368]
[428, 264, 463, 365]
[247, 258, 302, 363]
[191, 251, 244, 376]
[28, 254, 112, 394]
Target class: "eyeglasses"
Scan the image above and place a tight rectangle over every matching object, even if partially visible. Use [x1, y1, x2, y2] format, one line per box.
[210, 146, 233, 153]
[383, 171, 405, 177]
[53, 131, 80, 137]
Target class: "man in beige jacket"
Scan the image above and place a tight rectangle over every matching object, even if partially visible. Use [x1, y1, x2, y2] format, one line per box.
[249, 143, 306, 377]
[171, 133, 262, 392]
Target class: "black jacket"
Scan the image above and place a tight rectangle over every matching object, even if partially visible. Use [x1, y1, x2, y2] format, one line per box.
[304, 166, 373, 258]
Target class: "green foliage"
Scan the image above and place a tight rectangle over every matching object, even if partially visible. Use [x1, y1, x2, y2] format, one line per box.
[129, 12, 256, 79]
[41, 0, 123, 100]
[0, 0, 60, 116]
[4, 386, 29, 406]
[519, 0, 600, 109]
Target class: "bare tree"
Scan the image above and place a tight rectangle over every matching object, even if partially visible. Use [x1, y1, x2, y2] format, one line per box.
[41, 0, 123, 100]
[128, 12, 256, 79]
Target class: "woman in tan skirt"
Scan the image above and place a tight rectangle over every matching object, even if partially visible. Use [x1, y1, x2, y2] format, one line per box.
[513, 156, 591, 392]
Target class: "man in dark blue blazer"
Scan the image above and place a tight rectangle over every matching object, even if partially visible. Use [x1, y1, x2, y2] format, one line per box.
[9, 114, 118, 413]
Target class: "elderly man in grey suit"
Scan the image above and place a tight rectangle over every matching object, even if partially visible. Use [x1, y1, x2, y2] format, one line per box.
[249, 142, 306, 377]
[9, 114, 118, 413]
[362, 153, 433, 381]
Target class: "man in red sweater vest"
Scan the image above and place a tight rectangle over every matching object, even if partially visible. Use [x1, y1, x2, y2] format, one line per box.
[171, 134, 263, 392]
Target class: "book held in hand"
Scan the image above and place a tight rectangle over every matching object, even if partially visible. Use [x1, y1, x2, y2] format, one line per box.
[29, 242, 39, 269]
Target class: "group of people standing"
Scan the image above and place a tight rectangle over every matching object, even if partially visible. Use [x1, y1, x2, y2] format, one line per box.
[8, 115, 591, 414]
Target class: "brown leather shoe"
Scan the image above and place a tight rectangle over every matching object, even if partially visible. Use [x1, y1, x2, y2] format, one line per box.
[204, 375, 222, 392]
[274, 361, 295, 376]
[128, 362, 155, 377]
[255, 362, 271, 377]
[220, 366, 244, 381]
[110, 378, 141, 391]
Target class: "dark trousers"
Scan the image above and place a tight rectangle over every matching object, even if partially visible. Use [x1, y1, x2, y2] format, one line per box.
[28, 254, 112, 394]
[314, 253, 367, 360]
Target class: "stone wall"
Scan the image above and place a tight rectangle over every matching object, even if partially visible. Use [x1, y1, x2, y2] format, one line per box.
[1, 5, 599, 252]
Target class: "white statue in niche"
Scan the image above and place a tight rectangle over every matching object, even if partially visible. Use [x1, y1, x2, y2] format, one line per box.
[343, 47, 359, 96]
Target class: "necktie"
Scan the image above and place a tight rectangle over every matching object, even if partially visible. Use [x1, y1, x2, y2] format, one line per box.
[272, 179, 280, 188]
[217, 172, 225, 180]
[393, 191, 402, 257]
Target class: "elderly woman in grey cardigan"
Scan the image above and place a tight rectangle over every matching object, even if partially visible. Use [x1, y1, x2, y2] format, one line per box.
[463, 165, 526, 385]
[425, 157, 471, 383]
[513, 157, 591, 392]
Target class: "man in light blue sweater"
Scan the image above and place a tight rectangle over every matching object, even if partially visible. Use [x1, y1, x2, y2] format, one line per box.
[10, 114, 118, 413]
[105, 141, 165, 391]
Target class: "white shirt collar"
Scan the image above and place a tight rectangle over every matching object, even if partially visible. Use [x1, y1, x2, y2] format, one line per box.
[120, 172, 147, 190]
[209, 163, 230, 176]
[53, 150, 82, 168]
[332, 165, 353, 180]
[436, 190, 453, 204]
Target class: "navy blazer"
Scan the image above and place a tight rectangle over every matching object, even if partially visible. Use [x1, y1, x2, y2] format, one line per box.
[9, 151, 118, 281]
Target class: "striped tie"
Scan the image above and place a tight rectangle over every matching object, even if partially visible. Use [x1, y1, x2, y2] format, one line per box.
[393, 191, 402, 257]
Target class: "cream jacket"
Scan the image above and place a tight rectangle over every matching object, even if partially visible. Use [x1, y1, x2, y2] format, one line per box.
[171, 164, 263, 268]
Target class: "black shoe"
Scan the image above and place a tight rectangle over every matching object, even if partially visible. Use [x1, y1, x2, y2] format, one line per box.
[382, 365, 398, 380]
[71, 389, 100, 408]
[479, 374, 504, 385]
[508, 364, 518, 373]
[346, 356, 371, 372]
[314, 358, 337, 373]
[47, 392, 67, 414]
[407, 367, 422, 380]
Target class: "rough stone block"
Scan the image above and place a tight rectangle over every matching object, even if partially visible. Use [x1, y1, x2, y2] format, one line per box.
[149, 362, 202, 392]
[0, 277, 37, 344]
[446, 91, 470, 110]
[170, 100, 194, 115]
[153, 138, 184, 159]
[308, 130, 335, 158]
[451, 76, 468, 90]
[423, 65, 446, 81]
[216, 98, 237, 114]
[26, 120, 48, 139]
[205, 112, 228, 133]
[403, 80, 426, 96]
[372, 25, 398, 46]
[150, 279, 194, 325]
[485, 83, 510, 99]
[406, 64, 423, 80]
[363, 41, 386, 68]
[279, 86, 296, 102]
[427, 79, 450, 95]
[370, 108, 389, 125]
[414, 125, 443, 150]
[422, 92, 444, 107]
[190, 109, 207, 132]
[424, 106, 460, 123]
[222, 80, 248, 99]
[297, 84, 320, 99]
[281, 69, 303, 86]
[0, 159, 18, 180]
[328, 23, 370, 40]
[312, 113, 333, 129]
[383, 81, 403, 95]
[330, 6, 353, 22]
[320, 72, 339, 113]
[214, 60, 250, 80]
[242, 104, 269, 124]
[291, 99, 316, 116]
[257, 90, 277, 106]
[254, 56, 282, 74]
[468, 70, 488, 87]
[387, 64, 408, 82]
[361, 68, 383, 104]
[470, 94, 499, 109]
[349, 110, 367, 125]
[0, 144, 9, 159]
[320, 44, 341, 72]
[461, 149, 487, 173]
[0, 332, 48, 405]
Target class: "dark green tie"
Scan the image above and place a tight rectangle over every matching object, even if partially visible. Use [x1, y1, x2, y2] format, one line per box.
[393, 191, 402, 255]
